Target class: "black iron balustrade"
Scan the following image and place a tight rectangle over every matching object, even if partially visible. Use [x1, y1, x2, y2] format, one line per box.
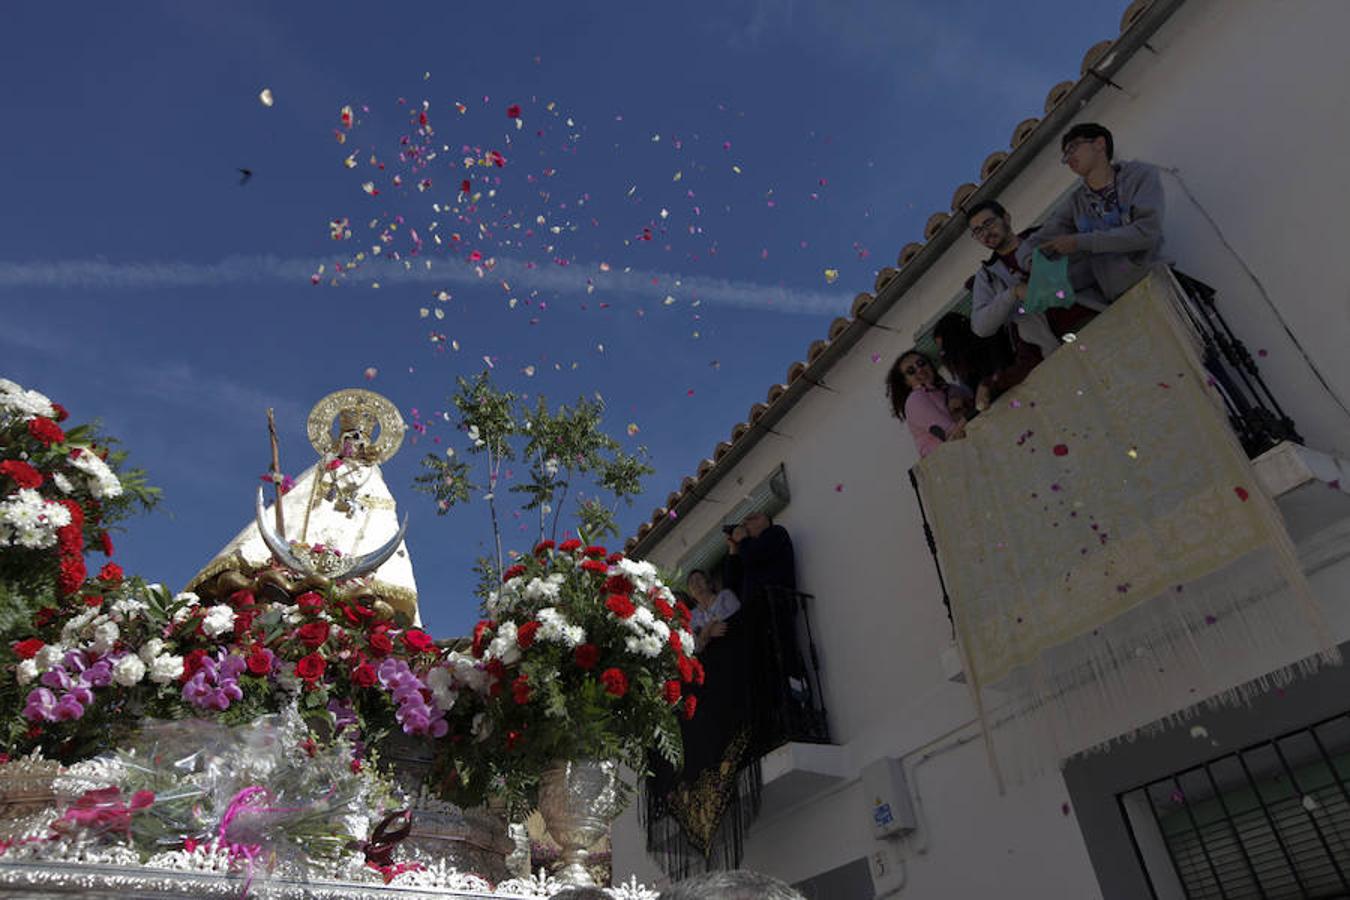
[756, 586, 832, 754]
[1170, 269, 1302, 458]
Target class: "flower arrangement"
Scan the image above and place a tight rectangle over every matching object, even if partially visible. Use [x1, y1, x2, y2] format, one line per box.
[440, 540, 700, 807]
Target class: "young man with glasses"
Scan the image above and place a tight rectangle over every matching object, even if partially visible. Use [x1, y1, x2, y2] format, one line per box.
[966, 199, 1069, 359]
[1034, 122, 1166, 305]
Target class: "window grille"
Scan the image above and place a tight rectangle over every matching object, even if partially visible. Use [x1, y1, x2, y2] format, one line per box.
[1119, 711, 1350, 899]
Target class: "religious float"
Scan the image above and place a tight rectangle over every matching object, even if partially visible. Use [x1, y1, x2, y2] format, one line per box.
[0, 380, 693, 898]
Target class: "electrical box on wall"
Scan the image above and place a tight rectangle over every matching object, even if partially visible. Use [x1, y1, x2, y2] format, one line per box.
[861, 757, 917, 839]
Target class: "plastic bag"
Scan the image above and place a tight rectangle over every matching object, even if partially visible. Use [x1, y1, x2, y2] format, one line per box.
[1022, 249, 1076, 314]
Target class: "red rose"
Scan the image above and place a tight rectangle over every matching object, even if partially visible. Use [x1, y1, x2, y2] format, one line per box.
[511, 674, 531, 705]
[367, 631, 394, 655]
[401, 629, 436, 654]
[502, 564, 526, 582]
[351, 662, 377, 687]
[246, 647, 273, 675]
[558, 539, 582, 553]
[676, 656, 694, 683]
[1052, 444, 1069, 457]
[471, 620, 493, 658]
[663, 680, 682, 704]
[12, 638, 44, 660]
[606, 552, 625, 565]
[653, 599, 674, 620]
[683, 695, 698, 720]
[516, 621, 541, 649]
[83, 594, 103, 607]
[99, 531, 114, 556]
[33, 608, 57, 628]
[583, 545, 607, 559]
[182, 649, 209, 682]
[234, 608, 257, 638]
[228, 590, 256, 609]
[26, 417, 64, 447]
[58, 499, 84, 530]
[295, 592, 324, 614]
[691, 658, 705, 685]
[603, 575, 634, 596]
[0, 460, 42, 490]
[296, 622, 330, 648]
[98, 562, 123, 584]
[674, 601, 693, 629]
[581, 559, 608, 575]
[605, 594, 636, 619]
[533, 540, 555, 555]
[57, 556, 86, 596]
[295, 653, 326, 682]
[599, 667, 628, 698]
[574, 644, 600, 670]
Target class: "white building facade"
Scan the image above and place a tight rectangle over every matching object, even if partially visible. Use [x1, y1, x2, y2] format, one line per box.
[611, 0, 1350, 897]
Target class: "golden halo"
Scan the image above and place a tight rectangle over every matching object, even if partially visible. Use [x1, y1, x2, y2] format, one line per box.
[306, 388, 405, 464]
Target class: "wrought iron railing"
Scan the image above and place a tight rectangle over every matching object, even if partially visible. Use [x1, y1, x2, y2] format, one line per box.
[754, 586, 831, 753]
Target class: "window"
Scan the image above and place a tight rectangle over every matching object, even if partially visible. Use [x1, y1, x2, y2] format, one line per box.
[1120, 712, 1350, 899]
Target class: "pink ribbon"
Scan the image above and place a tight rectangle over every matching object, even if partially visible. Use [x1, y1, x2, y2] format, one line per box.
[217, 786, 300, 898]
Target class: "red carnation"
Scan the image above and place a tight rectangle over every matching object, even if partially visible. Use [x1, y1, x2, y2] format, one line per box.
[583, 545, 607, 559]
[606, 552, 625, 565]
[295, 653, 326, 682]
[558, 539, 582, 553]
[296, 621, 330, 648]
[533, 540, 555, 555]
[663, 680, 682, 704]
[181, 648, 209, 682]
[402, 629, 436, 654]
[516, 621, 541, 649]
[351, 662, 377, 688]
[683, 695, 698, 720]
[605, 594, 636, 619]
[691, 658, 705, 685]
[367, 631, 394, 656]
[58, 499, 84, 530]
[581, 559, 608, 575]
[12, 638, 44, 660]
[49, 402, 69, 422]
[502, 564, 527, 582]
[229, 590, 256, 609]
[677, 655, 694, 683]
[506, 103, 521, 119]
[668, 630, 685, 657]
[57, 524, 83, 556]
[99, 531, 114, 556]
[674, 601, 693, 629]
[653, 599, 674, 620]
[246, 647, 273, 676]
[83, 594, 104, 608]
[57, 556, 86, 596]
[603, 575, 634, 595]
[295, 592, 324, 614]
[98, 562, 123, 584]
[460, 179, 471, 193]
[599, 667, 628, 698]
[26, 417, 64, 447]
[511, 674, 531, 705]
[33, 607, 57, 629]
[471, 620, 493, 658]
[574, 643, 600, 670]
[0, 460, 42, 490]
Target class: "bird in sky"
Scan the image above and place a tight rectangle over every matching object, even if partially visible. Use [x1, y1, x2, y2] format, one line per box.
[237, 168, 254, 186]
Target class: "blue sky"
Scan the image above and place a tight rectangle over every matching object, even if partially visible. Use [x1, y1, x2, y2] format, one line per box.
[0, 0, 1123, 637]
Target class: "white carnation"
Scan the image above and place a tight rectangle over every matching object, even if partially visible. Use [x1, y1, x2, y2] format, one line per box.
[487, 621, 521, 665]
[112, 654, 146, 687]
[201, 604, 235, 637]
[632, 606, 656, 629]
[139, 638, 165, 663]
[15, 659, 38, 685]
[111, 596, 148, 618]
[524, 573, 564, 604]
[625, 634, 663, 658]
[537, 607, 583, 647]
[0, 379, 56, 421]
[678, 630, 696, 653]
[615, 557, 659, 591]
[51, 472, 74, 494]
[651, 620, 671, 642]
[68, 448, 123, 500]
[91, 621, 120, 655]
[149, 654, 184, 684]
[61, 609, 98, 643]
[0, 490, 69, 550]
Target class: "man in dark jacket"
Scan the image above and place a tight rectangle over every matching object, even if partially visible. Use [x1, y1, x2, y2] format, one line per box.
[1035, 122, 1167, 304]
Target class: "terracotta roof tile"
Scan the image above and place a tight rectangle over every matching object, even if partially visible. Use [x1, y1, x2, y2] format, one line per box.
[1044, 80, 1076, 114]
[766, 383, 787, 404]
[1081, 39, 1115, 76]
[805, 339, 830, 364]
[786, 361, 808, 383]
[1120, 0, 1153, 32]
[828, 316, 852, 341]
[1011, 117, 1041, 148]
[897, 242, 925, 267]
[980, 151, 1009, 181]
[873, 267, 898, 293]
[923, 212, 950, 240]
[950, 182, 979, 213]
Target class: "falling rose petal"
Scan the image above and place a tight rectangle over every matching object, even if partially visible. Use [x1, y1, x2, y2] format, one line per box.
[258, 88, 274, 107]
[1258, 348, 1268, 358]
[1189, 725, 1209, 739]
[824, 268, 839, 284]
[506, 103, 521, 119]
[363, 367, 378, 381]
[687, 389, 695, 397]
[1060, 803, 1071, 816]
[1204, 614, 1218, 625]
[870, 353, 881, 364]
[1170, 789, 1185, 804]
[1052, 444, 1069, 457]
[1234, 486, 1250, 501]
[340, 105, 353, 128]
[626, 423, 640, 437]
[1054, 290, 1066, 299]
[834, 484, 844, 493]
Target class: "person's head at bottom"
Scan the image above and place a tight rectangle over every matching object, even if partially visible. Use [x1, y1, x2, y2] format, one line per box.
[658, 869, 806, 900]
[549, 888, 613, 900]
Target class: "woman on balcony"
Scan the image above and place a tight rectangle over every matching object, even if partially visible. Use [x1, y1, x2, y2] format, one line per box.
[887, 349, 974, 458]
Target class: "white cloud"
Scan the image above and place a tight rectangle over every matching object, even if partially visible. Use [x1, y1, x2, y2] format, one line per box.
[0, 253, 848, 316]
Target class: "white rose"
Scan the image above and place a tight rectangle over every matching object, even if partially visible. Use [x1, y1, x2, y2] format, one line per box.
[15, 659, 38, 685]
[112, 655, 146, 687]
[149, 654, 184, 684]
[91, 621, 120, 655]
[201, 604, 235, 637]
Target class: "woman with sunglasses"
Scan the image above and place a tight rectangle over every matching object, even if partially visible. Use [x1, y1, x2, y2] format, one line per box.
[886, 349, 973, 458]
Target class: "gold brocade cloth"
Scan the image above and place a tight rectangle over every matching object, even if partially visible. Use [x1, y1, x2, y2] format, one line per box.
[916, 272, 1336, 761]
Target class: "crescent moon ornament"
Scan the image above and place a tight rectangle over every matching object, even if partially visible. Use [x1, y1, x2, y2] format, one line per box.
[306, 388, 406, 465]
[255, 486, 407, 582]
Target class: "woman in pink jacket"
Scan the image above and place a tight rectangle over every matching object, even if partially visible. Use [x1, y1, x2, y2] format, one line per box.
[886, 350, 974, 459]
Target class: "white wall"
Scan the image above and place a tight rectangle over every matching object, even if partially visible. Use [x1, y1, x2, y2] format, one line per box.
[613, 1, 1350, 895]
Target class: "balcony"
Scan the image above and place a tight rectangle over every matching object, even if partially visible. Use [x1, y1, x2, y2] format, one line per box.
[907, 268, 1348, 761]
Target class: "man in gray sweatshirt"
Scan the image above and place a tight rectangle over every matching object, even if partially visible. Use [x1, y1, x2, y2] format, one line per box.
[1035, 122, 1166, 305]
